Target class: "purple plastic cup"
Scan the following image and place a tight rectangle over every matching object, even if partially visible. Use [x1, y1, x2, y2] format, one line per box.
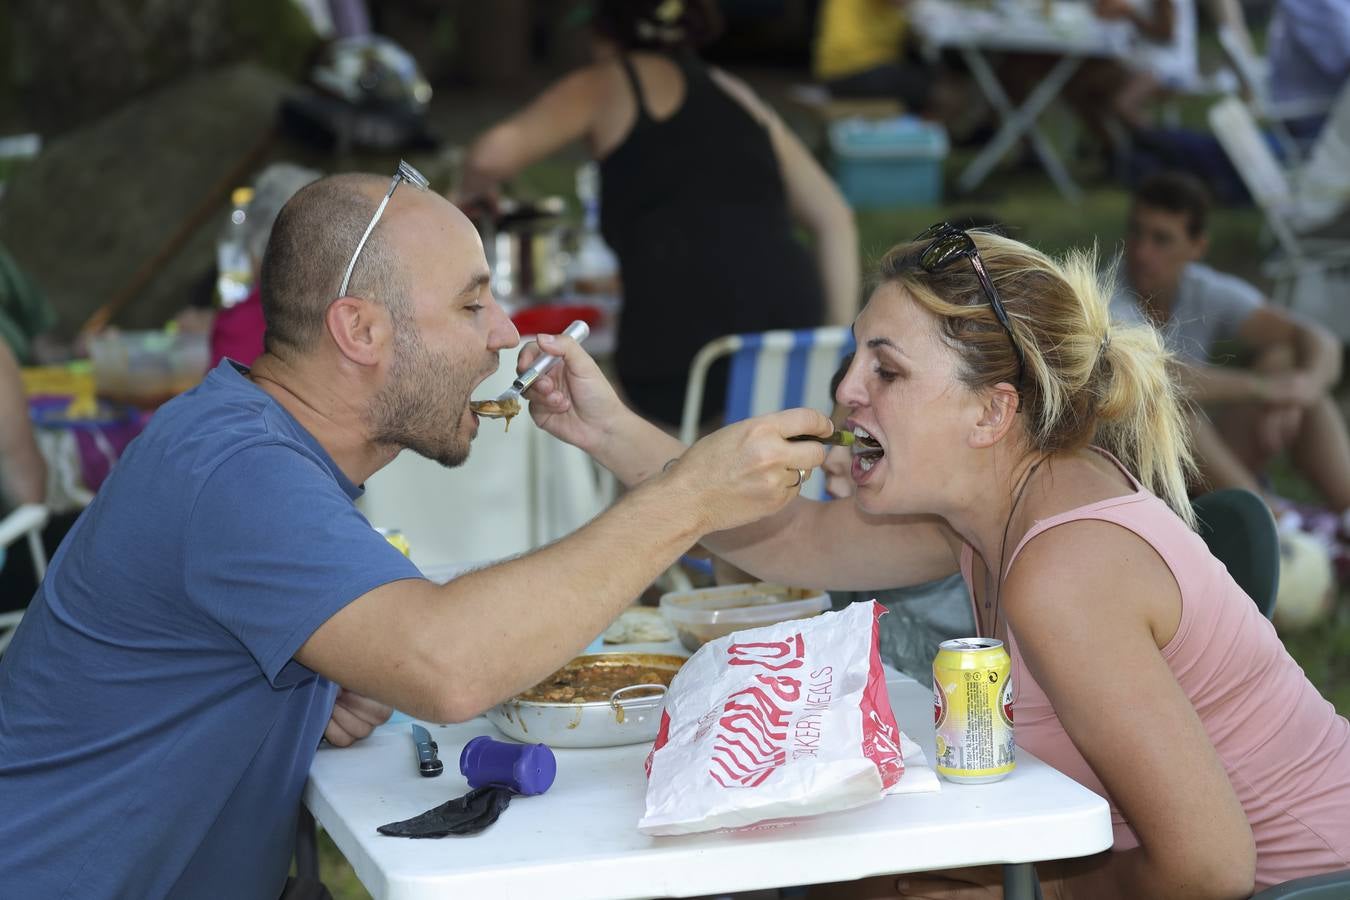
[459, 735, 557, 796]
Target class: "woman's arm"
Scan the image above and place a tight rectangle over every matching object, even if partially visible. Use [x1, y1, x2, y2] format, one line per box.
[459, 66, 608, 202]
[522, 332, 955, 591]
[1006, 522, 1255, 900]
[708, 68, 861, 327]
[0, 341, 44, 509]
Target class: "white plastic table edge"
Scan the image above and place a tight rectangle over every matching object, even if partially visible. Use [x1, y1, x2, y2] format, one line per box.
[305, 677, 1113, 900]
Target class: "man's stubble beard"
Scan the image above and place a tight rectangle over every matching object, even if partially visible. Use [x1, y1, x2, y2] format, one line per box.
[368, 323, 475, 469]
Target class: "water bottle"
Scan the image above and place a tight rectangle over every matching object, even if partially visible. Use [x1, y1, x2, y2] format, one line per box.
[216, 187, 255, 308]
[568, 163, 619, 298]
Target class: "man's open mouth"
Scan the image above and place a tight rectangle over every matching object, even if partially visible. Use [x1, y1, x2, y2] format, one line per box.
[851, 426, 884, 473]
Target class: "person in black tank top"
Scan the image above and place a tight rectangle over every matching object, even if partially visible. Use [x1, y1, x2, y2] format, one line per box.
[600, 51, 826, 425]
[459, 0, 859, 428]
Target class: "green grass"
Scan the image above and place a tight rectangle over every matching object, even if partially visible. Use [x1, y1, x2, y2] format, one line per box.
[318, 829, 370, 900]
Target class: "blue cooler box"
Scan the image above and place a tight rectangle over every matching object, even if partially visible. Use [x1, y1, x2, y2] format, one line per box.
[828, 116, 949, 209]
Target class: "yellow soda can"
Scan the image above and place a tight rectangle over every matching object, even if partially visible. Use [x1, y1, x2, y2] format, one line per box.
[376, 527, 412, 558]
[932, 637, 1015, 783]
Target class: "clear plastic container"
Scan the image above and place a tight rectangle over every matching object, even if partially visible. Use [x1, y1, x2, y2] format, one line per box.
[828, 115, 948, 209]
[659, 583, 832, 651]
[88, 330, 209, 408]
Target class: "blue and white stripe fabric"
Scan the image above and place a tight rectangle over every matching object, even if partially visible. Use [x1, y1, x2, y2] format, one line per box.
[683, 327, 856, 501]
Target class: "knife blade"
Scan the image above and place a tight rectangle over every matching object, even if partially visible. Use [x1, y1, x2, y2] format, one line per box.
[410, 723, 443, 777]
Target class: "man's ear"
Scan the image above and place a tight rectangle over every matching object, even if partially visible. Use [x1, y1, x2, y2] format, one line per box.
[969, 384, 1021, 449]
[1189, 232, 1209, 263]
[325, 297, 391, 366]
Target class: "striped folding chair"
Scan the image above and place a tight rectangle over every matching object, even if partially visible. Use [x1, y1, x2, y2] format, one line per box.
[679, 326, 857, 502]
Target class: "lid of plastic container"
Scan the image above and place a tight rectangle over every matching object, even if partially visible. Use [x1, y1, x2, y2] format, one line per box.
[829, 115, 949, 159]
[659, 584, 831, 625]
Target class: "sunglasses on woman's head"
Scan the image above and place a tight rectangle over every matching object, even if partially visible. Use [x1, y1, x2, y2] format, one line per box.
[914, 223, 1026, 390]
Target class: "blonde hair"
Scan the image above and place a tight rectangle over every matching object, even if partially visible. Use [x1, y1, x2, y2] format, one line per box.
[878, 231, 1196, 527]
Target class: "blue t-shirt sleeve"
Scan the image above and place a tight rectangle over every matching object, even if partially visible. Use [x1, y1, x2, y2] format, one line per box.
[183, 442, 423, 685]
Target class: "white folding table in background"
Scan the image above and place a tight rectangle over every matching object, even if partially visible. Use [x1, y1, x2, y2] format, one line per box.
[909, 0, 1132, 203]
[305, 671, 1113, 900]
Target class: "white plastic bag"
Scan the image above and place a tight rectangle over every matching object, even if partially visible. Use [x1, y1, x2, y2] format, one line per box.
[639, 601, 903, 835]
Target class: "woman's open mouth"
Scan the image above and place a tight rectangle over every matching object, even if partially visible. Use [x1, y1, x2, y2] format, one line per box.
[851, 426, 884, 476]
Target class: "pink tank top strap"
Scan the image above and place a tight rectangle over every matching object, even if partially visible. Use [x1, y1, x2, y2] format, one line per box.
[1001, 447, 1146, 577]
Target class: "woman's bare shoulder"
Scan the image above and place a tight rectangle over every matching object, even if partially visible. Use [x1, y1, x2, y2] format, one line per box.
[1008, 516, 1181, 645]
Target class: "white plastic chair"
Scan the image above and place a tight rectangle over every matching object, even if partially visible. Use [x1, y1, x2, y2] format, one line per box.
[680, 326, 857, 502]
[1214, 25, 1332, 165]
[0, 503, 50, 653]
[1208, 96, 1350, 310]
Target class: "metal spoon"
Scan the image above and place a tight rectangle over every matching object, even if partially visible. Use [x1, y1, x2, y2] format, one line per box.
[471, 319, 590, 420]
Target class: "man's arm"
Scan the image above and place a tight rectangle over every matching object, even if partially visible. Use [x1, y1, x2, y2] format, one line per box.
[1171, 358, 1267, 405]
[1180, 304, 1341, 408]
[323, 689, 393, 747]
[1236, 305, 1342, 393]
[521, 334, 960, 593]
[295, 407, 835, 724]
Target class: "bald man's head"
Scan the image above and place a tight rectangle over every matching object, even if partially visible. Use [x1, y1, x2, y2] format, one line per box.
[259, 173, 410, 359]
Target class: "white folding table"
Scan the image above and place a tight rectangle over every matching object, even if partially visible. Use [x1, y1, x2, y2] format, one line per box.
[305, 671, 1113, 900]
[908, 0, 1133, 203]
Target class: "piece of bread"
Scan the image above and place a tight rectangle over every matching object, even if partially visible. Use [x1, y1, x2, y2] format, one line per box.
[602, 606, 674, 644]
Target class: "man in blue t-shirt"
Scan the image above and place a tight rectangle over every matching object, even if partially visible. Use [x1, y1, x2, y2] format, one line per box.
[0, 168, 832, 898]
[1112, 172, 1350, 528]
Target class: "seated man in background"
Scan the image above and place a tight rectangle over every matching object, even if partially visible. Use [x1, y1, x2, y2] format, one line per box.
[0, 166, 831, 898]
[1113, 172, 1350, 547]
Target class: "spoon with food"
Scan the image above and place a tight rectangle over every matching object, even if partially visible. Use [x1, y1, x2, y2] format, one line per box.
[471, 319, 590, 432]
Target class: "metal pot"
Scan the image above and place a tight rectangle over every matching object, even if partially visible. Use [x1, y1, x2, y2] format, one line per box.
[474, 197, 570, 302]
[485, 652, 685, 749]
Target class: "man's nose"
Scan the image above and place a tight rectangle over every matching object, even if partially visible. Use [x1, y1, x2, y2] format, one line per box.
[486, 297, 520, 351]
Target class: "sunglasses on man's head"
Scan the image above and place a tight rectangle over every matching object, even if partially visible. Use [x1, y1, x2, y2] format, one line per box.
[337, 160, 431, 301]
[914, 222, 1026, 390]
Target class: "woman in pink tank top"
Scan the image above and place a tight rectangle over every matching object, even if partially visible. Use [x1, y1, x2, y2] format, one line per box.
[536, 224, 1350, 897]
